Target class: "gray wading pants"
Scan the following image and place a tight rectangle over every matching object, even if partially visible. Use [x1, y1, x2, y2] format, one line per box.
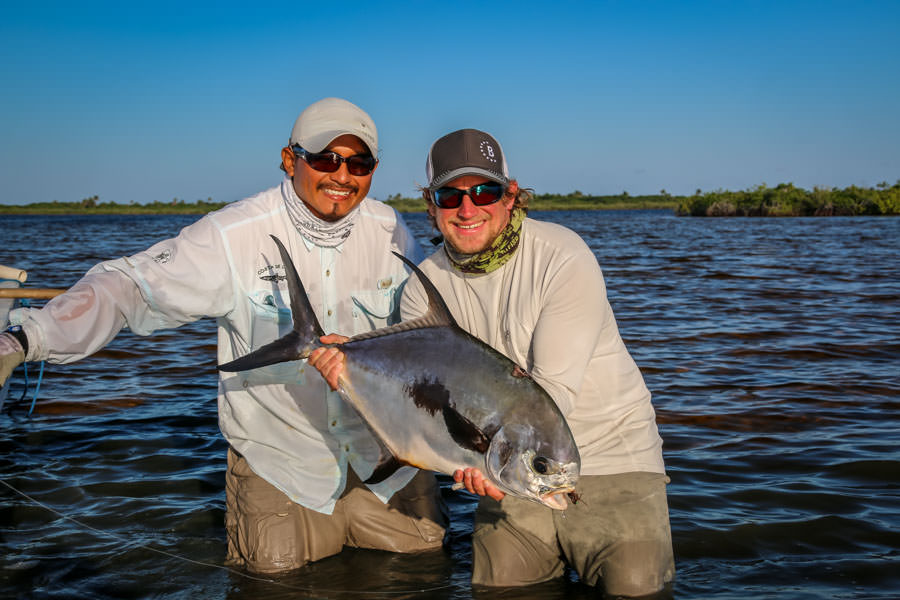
[472, 471, 675, 596]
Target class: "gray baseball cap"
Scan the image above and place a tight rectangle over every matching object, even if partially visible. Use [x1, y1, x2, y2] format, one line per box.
[289, 97, 378, 156]
[425, 128, 509, 190]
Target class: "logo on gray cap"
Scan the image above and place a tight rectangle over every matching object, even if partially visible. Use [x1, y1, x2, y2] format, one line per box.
[479, 140, 497, 163]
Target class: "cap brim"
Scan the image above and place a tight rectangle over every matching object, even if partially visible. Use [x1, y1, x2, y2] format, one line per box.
[428, 167, 508, 190]
[298, 129, 377, 156]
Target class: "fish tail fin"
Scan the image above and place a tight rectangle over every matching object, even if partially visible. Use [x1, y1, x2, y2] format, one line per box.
[217, 235, 325, 373]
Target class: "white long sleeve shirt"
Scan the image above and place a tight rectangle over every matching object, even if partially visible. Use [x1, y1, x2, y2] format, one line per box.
[12, 179, 424, 513]
[400, 218, 664, 476]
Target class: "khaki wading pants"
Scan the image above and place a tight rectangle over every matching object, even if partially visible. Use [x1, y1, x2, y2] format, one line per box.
[225, 448, 448, 573]
[472, 471, 675, 596]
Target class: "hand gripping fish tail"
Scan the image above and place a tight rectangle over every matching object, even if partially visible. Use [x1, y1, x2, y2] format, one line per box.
[218, 235, 581, 510]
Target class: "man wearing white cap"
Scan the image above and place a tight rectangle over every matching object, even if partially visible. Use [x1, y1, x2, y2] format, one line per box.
[0, 98, 447, 573]
[313, 128, 675, 596]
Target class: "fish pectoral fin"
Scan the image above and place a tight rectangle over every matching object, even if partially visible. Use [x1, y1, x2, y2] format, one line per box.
[364, 453, 408, 484]
[443, 404, 492, 454]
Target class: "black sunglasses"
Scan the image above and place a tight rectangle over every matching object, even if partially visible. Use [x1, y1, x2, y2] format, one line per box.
[292, 145, 377, 176]
[431, 182, 506, 209]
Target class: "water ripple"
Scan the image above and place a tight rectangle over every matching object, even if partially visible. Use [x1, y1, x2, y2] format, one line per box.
[2, 212, 898, 599]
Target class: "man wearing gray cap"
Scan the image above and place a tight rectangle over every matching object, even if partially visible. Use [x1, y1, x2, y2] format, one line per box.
[0, 98, 447, 573]
[416, 128, 674, 596]
[313, 128, 674, 596]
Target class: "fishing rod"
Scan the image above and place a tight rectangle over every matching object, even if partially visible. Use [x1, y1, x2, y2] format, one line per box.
[0, 265, 66, 299]
[0, 288, 66, 299]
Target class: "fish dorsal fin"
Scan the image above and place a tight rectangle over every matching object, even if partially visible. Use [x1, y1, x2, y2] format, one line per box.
[346, 314, 446, 343]
[345, 251, 458, 344]
[392, 251, 458, 328]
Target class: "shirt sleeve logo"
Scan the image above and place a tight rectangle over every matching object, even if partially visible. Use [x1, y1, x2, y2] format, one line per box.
[152, 249, 173, 264]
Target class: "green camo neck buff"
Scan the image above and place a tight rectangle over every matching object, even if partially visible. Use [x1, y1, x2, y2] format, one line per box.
[443, 207, 525, 274]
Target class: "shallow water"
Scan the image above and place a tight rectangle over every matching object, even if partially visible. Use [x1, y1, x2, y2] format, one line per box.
[1, 211, 898, 599]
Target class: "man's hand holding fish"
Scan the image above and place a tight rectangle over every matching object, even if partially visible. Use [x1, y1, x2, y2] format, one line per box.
[308, 344, 507, 503]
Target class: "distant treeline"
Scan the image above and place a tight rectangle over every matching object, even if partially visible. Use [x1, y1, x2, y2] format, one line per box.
[677, 182, 900, 216]
[385, 183, 900, 215]
[0, 196, 228, 215]
[2, 183, 898, 216]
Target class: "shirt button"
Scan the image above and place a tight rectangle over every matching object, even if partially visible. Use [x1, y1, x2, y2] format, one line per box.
[327, 309, 333, 316]
[326, 269, 331, 276]
[242, 380, 249, 389]
[344, 445, 350, 452]
[331, 420, 337, 427]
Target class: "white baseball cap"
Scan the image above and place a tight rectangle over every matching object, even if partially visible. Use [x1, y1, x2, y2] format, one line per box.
[289, 97, 378, 156]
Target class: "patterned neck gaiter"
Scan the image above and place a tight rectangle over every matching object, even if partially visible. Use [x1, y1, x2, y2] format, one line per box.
[444, 207, 525, 274]
[282, 177, 359, 248]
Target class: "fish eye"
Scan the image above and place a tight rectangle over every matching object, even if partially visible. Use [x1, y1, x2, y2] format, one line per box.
[532, 456, 550, 474]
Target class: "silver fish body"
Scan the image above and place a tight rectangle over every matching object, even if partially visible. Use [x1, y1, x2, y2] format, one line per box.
[219, 236, 580, 509]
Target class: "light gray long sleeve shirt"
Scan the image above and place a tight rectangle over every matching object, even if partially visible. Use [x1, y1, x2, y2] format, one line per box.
[400, 218, 664, 476]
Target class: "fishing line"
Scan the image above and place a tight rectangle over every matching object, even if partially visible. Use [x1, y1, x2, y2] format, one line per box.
[0, 478, 454, 597]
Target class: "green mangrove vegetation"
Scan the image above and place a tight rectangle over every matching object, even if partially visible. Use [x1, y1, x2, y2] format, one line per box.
[1, 182, 897, 216]
[677, 182, 900, 216]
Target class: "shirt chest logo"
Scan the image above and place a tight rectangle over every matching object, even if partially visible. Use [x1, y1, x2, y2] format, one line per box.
[257, 264, 286, 282]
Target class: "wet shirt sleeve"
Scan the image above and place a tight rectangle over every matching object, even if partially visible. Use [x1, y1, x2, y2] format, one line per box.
[14, 215, 235, 363]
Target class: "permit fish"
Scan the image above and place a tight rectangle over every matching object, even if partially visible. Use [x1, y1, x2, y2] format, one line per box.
[219, 235, 580, 509]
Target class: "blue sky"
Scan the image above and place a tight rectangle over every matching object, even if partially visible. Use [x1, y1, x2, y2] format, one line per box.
[1, 1, 898, 205]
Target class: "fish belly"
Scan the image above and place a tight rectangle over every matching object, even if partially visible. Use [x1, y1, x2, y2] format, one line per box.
[339, 364, 484, 476]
